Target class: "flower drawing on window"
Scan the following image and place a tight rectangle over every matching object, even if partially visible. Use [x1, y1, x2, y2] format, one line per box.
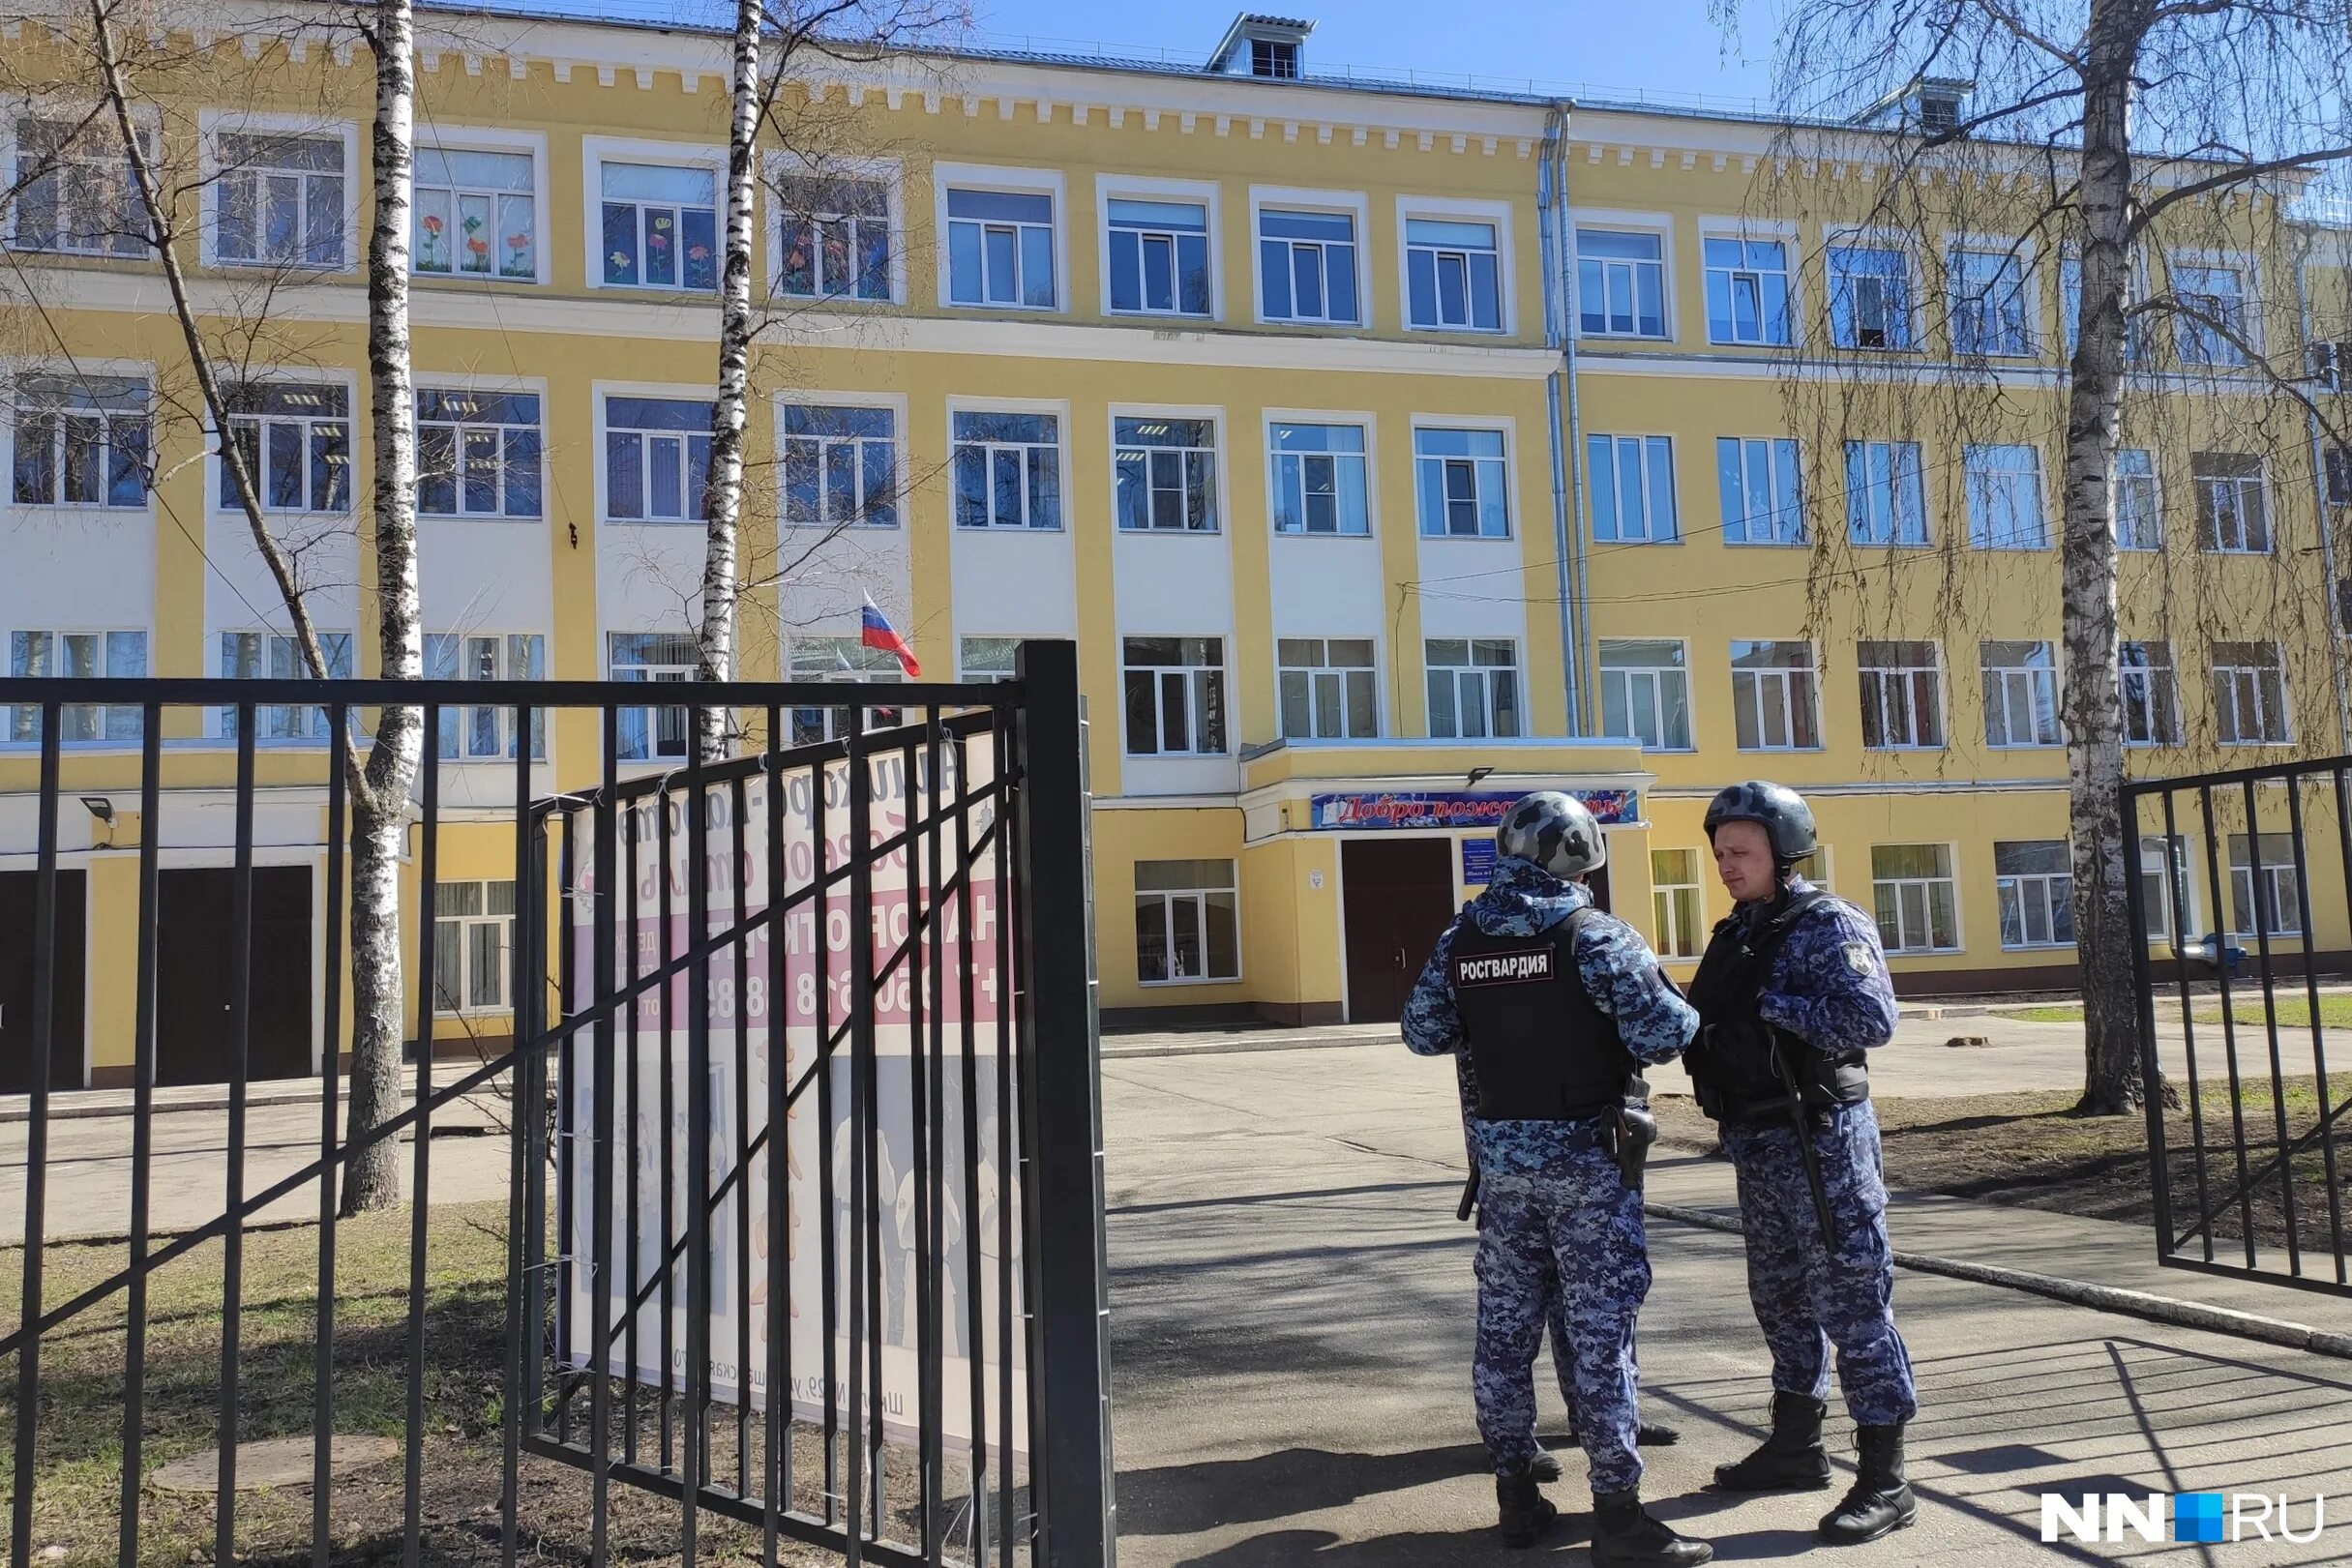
[419, 213, 445, 269]
[504, 231, 531, 275]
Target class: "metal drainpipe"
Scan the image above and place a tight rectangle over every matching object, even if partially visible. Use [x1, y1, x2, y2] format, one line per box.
[2295, 251, 2352, 752]
[1540, 101, 1592, 735]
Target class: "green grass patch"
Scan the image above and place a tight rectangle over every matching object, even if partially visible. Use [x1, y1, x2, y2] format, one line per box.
[2007, 994, 2352, 1029]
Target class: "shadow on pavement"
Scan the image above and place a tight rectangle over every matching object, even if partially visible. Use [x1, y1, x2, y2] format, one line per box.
[1118, 1443, 1495, 1535]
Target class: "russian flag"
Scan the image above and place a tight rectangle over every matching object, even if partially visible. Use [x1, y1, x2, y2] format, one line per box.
[860, 596, 921, 678]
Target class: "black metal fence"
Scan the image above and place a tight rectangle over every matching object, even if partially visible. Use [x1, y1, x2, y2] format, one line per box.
[2127, 754, 2352, 1298]
[0, 640, 1114, 1568]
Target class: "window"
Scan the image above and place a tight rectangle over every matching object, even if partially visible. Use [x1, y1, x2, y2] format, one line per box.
[605, 397, 712, 522]
[1703, 237, 1790, 345]
[601, 162, 715, 290]
[2059, 253, 2144, 363]
[1258, 208, 1358, 325]
[1981, 639, 2060, 748]
[946, 187, 1056, 308]
[1426, 638, 1520, 738]
[12, 116, 144, 255]
[2193, 454, 2267, 553]
[1576, 228, 1666, 337]
[1789, 848, 1831, 892]
[1716, 437, 1802, 545]
[1597, 638, 1691, 750]
[220, 630, 351, 740]
[7, 630, 145, 743]
[960, 636, 1023, 682]
[1122, 637, 1227, 756]
[1948, 245, 2033, 356]
[1415, 428, 1510, 538]
[1858, 639, 1944, 750]
[216, 129, 346, 268]
[2172, 262, 2248, 366]
[2212, 641, 2290, 744]
[433, 880, 516, 1013]
[413, 146, 533, 279]
[2329, 444, 2352, 508]
[1730, 639, 1820, 751]
[1406, 217, 1502, 331]
[774, 174, 890, 302]
[1652, 848, 1704, 960]
[1828, 245, 1913, 349]
[2119, 639, 2182, 747]
[12, 373, 148, 509]
[1250, 36, 1297, 77]
[1107, 197, 1209, 316]
[221, 382, 349, 514]
[782, 404, 896, 528]
[1844, 440, 1927, 546]
[952, 411, 1060, 530]
[1964, 444, 2047, 548]
[1995, 841, 2072, 949]
[2114, 448, 2159, 550]
[1269, 422, 1368, 535]
[609, 631, 696, 761]
[1116, 417, 1217, 533]
[785, 637, 904, 746]
[2141, 835, 2195, 940]
[1135, 859, 1239, 984]
[2230, 833, 2302, 937]
[1587, 433, 1675, 543]
[1871, 843, 1960, 953]
[424, 633, 546, 759]
[417, 390, 541, 518]
[1277, 636, 1378, 740]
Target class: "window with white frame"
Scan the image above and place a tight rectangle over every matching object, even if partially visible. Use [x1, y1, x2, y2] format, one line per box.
[1844, 440, 1927, 546]
[774, 173, 890, 302]
[2329, 443, 2352, 508]
[609, 631, 696, 761]
[220, 381, 350, 514]
[784, 637, 905, 746]
[1948, 245, 2033, 356]
[1268, 422, 1368, 535]
[1597, 638, 1691, 750]
[1116, 417, 1217, 533]
[952, 411, 1060, 529]
[1122, 637, 1227, 756]
[1258, 207, 1359, 325]
[1587, 433, 1675, 543]
[2119, 639, 2183, 746]
[1405, 216, 1502, 331]
[1858, 639, 1945, 750]
[1415, 427, 1509, 538]
[1716, 436, 1802, 545]
[1276, 636, 1378, 740]
[604, 396, 712, 522]
[1426, 637, 1520, 739]
[432, 880, 516, 1013]
[417, 390, 541, 519]
[2172, 261, 2249, 366]
[2230, 832, 2302, 936]
[1575, 228, 1665, 337]
[600, 161, 716, 291]
[2213, 641, 2290, 744]
[424, 632, 547, 759]
[1652, 847, 1704, 960]
[1790, 848, 1831, 891]
[1107, 197, 1209, 316]
[2059, 253, 2144, 363]
[1965, 444, 2047, 548]
[1981, 639, 2060, 747]
[1730, 639, 1821, 750]
[2193, 453, 2268, 553]
[6, 630, 145, 743]
[1704, 236, 1791, 345]
[959, 636, 1025, 682]
[946, 186, 1056, 308]
[1994, 841, 2073, 949]
[1135, 859, 1239, 984]
[12, 373, 149, 509]
[413, 145, 534, 279]
[215, 129, 346, 268]
[2114, 448, 2160, 550]
[1828, 244, 1913, 349]
[220, 630, 351, 740]
[782, 404, 896, 528]
[11, 116, 145, 255]
[1871, 843, 1960, 953]
[2141, 834, 2195, 940]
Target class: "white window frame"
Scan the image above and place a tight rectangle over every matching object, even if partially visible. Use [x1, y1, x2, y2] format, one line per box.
[768, 152, 903, 306]
[1265, 407, 1376, 538]
[949, 396, 1068, 531]
[1096, 172, 1220, 322]
[2058, 249, 2148, 364]
[8, 361, 153, 514]
[1844, 439, 1928, 546]
[2212, 642, 2292, 746]
[1857, 639, 1946, 751]
[1121, 636, 1230, 757]
[1413, 417, 1514, 540]
[2229, 833, 2303, 938]
[1716, 435, 1803, 546]
[1587, 431, 1679, 544]
[423, 631, 548, 761]
[1134, 858, 1242, 986]
[2119, 638, 2183, 748]
[594, 380, 717, 526]
[2193, 454, 2270, 554]
[1652, 847, 1706, 961]
[935, 162, 1067, 313]
[1964, 443, 2050, 550]
[198, 109, 360, 273]
[2141, 835, 2197, 942]
[958, 635, 1040, 682]
[1825, 228, 1920, 351]
[1424, 636, 1522, 739]
[1994, 841, 2074, 951]
[1870, 842, 1963, 955]
[1980, 639, 2062, 748]
[1596, 637, 1693, 751]
[582, 135, 726, 296]
[607, 630, 698, 761]
[1571, 209, 1675, 340]
[784, 636, 908, 745]
[218, 628, 353, 742]
[1249, 185, 1372, 329]
[1109, 403, 1224, 535]
[432, 878, 517, 1015]
[414, 380, 546, 521]
[207, 368, 359, 519]
[3, 105, 157, 257]
[1730, 638, 1822, 752]
[2167, 251, 2261, 366]
[777, 389, 905, 531]
[1274, 635, 1382, 741]
[411, 125, 548, 285]
[2114, 447, 2161, 550]
[5, 627, 148, 745]
[1944, 235, 2039, 358]
[1395, 194, 1514, 336]
[1696, 217, 1797, 347]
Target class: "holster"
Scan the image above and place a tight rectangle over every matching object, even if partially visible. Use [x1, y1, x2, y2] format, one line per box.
[1604, 1078, 1658, 1190]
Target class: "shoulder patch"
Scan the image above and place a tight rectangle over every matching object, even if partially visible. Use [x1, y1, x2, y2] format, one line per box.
[1454, 947, 1558, 987]
[1842, 941, 1874, 976]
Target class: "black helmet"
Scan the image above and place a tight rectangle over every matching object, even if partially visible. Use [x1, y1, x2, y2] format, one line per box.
[1703, 780, 1816, 863]
[1497, 790, 1607, 879]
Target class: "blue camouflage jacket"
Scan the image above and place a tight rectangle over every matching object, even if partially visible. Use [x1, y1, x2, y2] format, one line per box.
[1403, 856, 1699, 1174]
[1727, 876, 1900, 1055]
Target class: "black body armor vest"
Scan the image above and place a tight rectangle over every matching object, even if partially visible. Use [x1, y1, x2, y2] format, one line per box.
[1449, 910, 1633, 1121]
[1683, 889, 1871, 1122]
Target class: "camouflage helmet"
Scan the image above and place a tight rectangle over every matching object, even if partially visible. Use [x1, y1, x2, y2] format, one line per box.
[1703, 780, 1817, 863]
[1496, 791, 1607, 879]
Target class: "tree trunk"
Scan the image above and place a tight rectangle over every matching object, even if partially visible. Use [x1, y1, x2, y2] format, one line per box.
[697, 0, 761, 764]
[342, 793, 411, 1210]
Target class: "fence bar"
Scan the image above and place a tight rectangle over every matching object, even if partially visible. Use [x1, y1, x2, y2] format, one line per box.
[2197, 784, 2260, 1268]
[847, 714, 875, 1567]
[953, 729, 990, 1568]
[504, 704, 534, 1568]
[2124, 790, 2171, 1253]
[762, 703, 789, 1568]
[2239, 778, 2304, 1276]
[921, 722, 946, 1568]
[218, 712, 258, 1565]
[996, 702, 1018, 1565]
[815, 730, 841, 1530]
[116, 708, 163, 1568]
[2282, 781, 2344, 1279]
[314, 710, 349, 1567]
[556, 803, 579, 1446]
[904, 734, 936, 1559]
[731, 773, 754, 1498]
[624, 792, 643, 1466]
[660, 782, 678, 1475]
[9, 707, 62, 1568]
[2160, 789, 2214, 1262]
[590, 713, 620, 1567]
[685, 729, 712, 1568]
[406, 705, 443, 1568]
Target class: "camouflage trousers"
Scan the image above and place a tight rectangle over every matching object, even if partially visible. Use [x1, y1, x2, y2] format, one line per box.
[1719, 1099, 1918, 1426]
[1472, 1140, 1648, 1492]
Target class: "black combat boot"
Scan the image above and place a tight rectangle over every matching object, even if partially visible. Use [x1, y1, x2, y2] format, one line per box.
[1817, 1424, 1919, 1544]
[1709, 1391, 1831, 1492]
[1530, 1444, 1563, 1484]
[1591, 1489, 1715, 1567]
[1496, 1464, 1558, 1549]
[1637, 1419, 1682, 1446]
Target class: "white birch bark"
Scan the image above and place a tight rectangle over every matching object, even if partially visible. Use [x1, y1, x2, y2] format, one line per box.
[697, 0, 762, 764]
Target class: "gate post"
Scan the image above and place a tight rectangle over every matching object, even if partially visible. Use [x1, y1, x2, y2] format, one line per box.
[1014, 639, 1116, 1568]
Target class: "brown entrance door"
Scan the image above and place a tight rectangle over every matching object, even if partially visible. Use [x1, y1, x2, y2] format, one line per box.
[157, 867, 315, 1086]
[1341, 838, 1461, 1023]
[0, 870, 87, 1093]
